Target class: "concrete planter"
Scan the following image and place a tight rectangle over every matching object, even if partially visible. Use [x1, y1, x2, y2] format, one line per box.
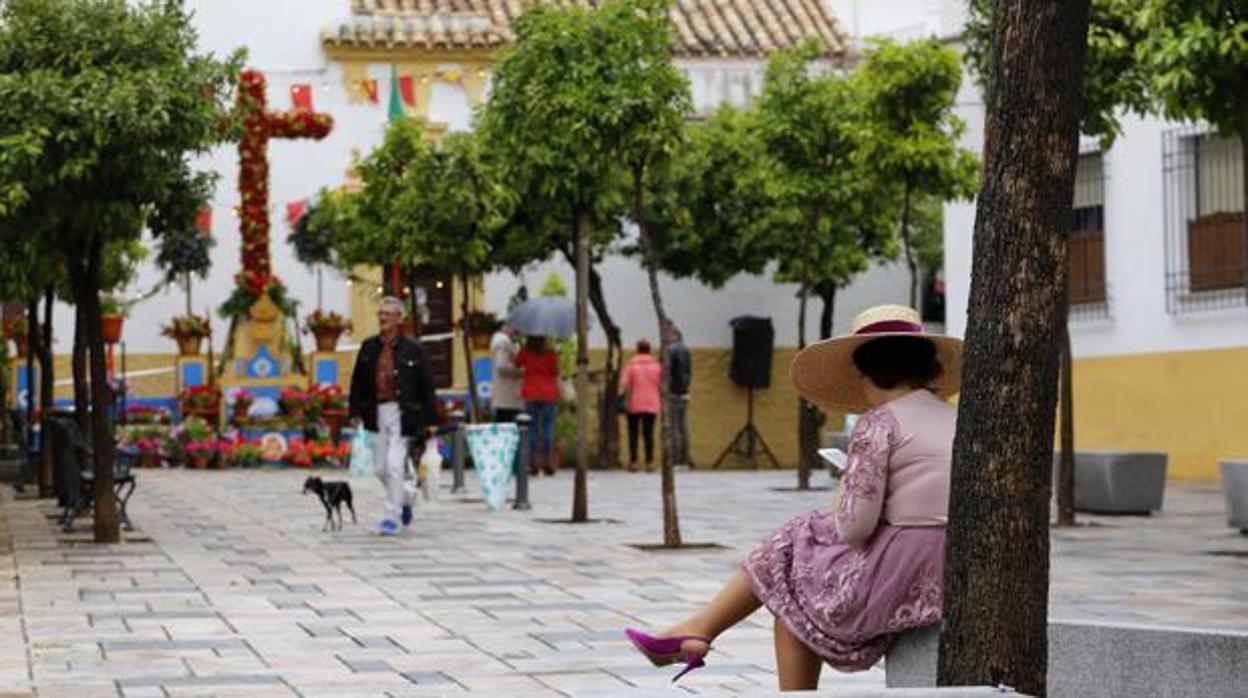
[1219, 459, 1248, 532]
[1053, 450, 1167, 514]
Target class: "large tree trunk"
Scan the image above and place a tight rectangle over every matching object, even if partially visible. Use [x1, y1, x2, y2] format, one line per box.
[900, 179, 918, 309]
[37, 286, 55, 497]
[1057, 322, 1076, 527]
[572, 208, 591, 523]
[558, 243, 623, 470]
[1240, 91, 1248, 297]
[936, 1, 1091, 694]
[72, 294, 89, 432]
[84, 235, 119, 544]
[460, 271, 479, 424]
[633, 162, 682, 548]
[795, 211, 817, 490]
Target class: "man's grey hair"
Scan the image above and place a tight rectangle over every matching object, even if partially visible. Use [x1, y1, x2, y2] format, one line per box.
[379, 296, 406, 314]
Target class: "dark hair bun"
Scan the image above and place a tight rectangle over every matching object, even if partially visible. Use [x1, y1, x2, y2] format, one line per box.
[851, 336, 942, 391]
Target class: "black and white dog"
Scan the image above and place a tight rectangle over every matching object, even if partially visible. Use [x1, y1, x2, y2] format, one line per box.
[302, 476, 356, 531]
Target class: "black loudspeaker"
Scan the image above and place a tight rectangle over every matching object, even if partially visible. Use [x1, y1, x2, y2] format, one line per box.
[730, 316, 774, 389]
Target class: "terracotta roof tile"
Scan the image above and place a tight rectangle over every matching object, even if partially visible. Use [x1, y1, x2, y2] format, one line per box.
[325, 0, 848, 58]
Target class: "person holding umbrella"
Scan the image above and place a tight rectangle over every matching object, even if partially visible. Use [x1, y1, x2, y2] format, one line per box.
[514, 335, 561, 475]
[505, 294, 579, 476]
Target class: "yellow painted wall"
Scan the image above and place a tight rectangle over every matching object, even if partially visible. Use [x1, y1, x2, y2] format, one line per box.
[1070, 346, 1248, 482]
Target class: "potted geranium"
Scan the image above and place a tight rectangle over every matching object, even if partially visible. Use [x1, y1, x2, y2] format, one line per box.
[225, 439, 262, 468]
[231, 389, 254, 426]
[312, 384, 349, 443]
[278, 387, 311, 421]
[179, 384, 221, 424]
[177, 416, 215, 469]
[124, 405, 169, 425]
[3, 315, 28, 358]
[161, 314, 211, 356]
[120, 424, 169, 468]
[305, 310, 352, 352]
[100, 295, 127, 345]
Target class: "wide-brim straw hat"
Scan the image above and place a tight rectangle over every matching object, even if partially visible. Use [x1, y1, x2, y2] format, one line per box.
[791, 304, 963, 413]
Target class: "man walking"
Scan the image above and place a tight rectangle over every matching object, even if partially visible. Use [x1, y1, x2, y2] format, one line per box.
[489, 323, 524, 422]
[349, 296, 440, 535]
[666, 324, 693, 468]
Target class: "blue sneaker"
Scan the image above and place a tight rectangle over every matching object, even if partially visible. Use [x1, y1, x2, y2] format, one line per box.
[378, 519, 400, 536]
[401, 504, 413, 527]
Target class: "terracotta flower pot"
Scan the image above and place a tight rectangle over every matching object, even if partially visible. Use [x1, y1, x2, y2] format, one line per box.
[177, 335, 203, 356]
[470, 327, 493, 351]
[101, 314, 125, 344]
[314, 328, 343, 353]
[10, 336, 27, 359]
[188, 453, 211, 470]
[137, 452, 160, 469]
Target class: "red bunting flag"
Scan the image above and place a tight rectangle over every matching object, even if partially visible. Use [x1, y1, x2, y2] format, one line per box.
[360, 79, 379, 103]
[286, 199, 308, 228]
[398, 75, 416, 107]
[195, 208, 212, 237]
[290, 83, 313, 112]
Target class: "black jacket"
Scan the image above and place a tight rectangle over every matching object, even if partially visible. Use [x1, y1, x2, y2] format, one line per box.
[348, 334, 440, 436]
[667, 340, 692, 396]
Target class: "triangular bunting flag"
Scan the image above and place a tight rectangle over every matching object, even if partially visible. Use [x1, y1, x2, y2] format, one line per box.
[286, 199, 308, 228]
[360, 79, 379, 104]
[398, 75, 416, 108]
[195, 208, 212, 237]
[291, 83, 313, 112]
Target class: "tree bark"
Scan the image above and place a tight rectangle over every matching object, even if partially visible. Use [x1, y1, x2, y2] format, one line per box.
[72, 291, 89, 432]
[572, 208, 591, 523]
[460, 271, 479, 424]
[633, 162, 682, 548]
[936, 1, 1091, 694]
[1239, 90, 1248, 296]
[795, 209, 817, 490]
[37, 286, 55, 497]
[900, 178, 918, 309]
[184, 271, 192, 317]
[561, 242, 623, 470]
[83, 234, 119, 544]
[571, 209, 593, 518]
[1057, 320, 1076, 527]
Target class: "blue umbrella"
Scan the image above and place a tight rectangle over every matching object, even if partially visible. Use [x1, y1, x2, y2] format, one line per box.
[505, 296, 585, 338]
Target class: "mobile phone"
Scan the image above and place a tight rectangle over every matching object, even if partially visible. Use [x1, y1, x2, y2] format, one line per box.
[818, 448, 848, 473]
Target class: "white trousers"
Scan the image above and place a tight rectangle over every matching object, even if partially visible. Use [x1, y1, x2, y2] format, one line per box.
[372, 403, 410, 521]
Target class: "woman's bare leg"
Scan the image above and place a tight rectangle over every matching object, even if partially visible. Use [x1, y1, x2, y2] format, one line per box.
[774, 617, 822, 690]
[662, 569, 762, 655]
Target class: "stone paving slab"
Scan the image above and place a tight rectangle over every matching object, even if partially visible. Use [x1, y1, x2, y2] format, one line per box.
[1, 469, 1245, 696]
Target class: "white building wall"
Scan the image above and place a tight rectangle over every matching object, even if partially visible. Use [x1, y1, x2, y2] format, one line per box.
[58, 0, 911, 356]
[941, 50, 1248, 357]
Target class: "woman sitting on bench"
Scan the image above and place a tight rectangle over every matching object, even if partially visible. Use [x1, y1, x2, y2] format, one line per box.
[625, 305, 962, 690]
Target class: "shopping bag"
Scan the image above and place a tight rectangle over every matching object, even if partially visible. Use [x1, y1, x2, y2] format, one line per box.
[418, 437, 443, 501]
[349, 428, 374, 478]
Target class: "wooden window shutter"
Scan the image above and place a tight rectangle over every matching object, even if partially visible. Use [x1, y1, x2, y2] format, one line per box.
[1188, 212, 1247, 292]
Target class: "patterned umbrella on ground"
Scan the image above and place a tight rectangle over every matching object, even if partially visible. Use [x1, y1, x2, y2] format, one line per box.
[464, 423, 520, 511]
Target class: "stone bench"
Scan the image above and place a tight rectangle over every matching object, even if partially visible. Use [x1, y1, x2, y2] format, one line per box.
[1052, 450, 1167, 514]
[1221, 459, 1248, 532]
[886, 620, 1248, 697]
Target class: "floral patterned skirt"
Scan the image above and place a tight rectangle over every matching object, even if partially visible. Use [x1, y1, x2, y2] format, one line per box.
[741, 511, 945, 672]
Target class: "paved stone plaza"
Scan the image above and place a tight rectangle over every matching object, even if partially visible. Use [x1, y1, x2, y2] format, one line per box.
[0, 468, 1244, 697]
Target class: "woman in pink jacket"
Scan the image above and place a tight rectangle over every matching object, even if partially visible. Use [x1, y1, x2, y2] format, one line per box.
[620, 339, 662, 472]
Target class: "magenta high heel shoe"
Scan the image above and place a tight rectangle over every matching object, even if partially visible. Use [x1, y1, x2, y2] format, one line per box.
[623, 628, 711, 682]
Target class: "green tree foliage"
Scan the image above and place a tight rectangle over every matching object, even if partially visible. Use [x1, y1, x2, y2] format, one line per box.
[1135, 0, 1248, 135]
[965, 0, 1152, 146]
[0, 0, 240, 543]
[857, 38, 978, 307]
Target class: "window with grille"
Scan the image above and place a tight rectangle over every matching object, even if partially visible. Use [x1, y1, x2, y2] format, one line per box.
[1163, 128, 1247, 313]
[1070, 152, 1109, 320]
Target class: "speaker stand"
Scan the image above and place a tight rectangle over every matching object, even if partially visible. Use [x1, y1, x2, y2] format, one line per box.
[712, 387, 780, 469]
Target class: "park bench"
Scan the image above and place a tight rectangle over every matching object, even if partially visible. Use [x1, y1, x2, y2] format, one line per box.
[48, 415, 137, 533]
[885, 620, 1248, 697]
[1052, 450, 1167, 514]
[1220, 458, 1248, 532]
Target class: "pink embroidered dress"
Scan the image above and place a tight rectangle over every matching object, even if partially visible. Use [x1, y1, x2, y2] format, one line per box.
[742, 389, 956, 671]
